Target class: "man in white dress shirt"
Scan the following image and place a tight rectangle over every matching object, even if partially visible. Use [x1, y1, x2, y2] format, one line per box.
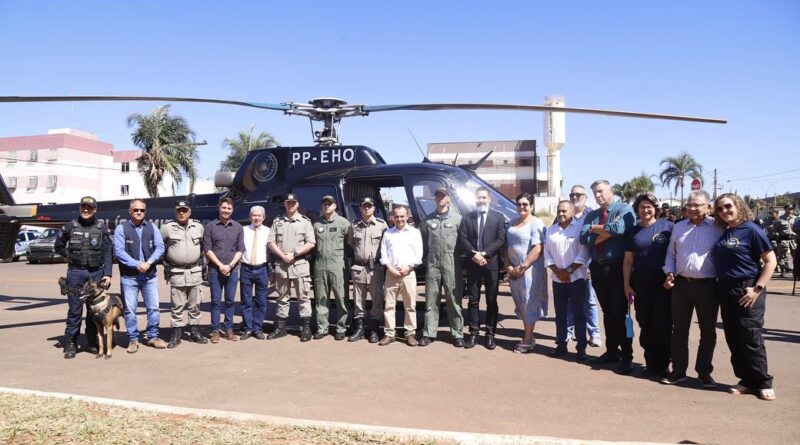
[379, 205, 423, 346]
[545, 200, 592, 361]
[239, 206, 270, 340]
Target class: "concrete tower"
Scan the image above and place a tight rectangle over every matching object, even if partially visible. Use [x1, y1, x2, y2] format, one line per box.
[543, 96, 566, 199]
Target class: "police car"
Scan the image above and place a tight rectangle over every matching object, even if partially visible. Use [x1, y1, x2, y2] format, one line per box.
[12, 230, 40, 262]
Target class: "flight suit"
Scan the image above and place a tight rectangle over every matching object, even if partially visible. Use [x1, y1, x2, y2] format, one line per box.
[313, 213, 350, 336]
[346, 216, 388, 339]
[421, 211, 464, 340]
[269, 213, 316, 319]
[161, 219, 205, 329]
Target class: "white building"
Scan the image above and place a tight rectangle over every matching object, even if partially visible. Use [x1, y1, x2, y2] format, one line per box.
[0, 128, 177, 204]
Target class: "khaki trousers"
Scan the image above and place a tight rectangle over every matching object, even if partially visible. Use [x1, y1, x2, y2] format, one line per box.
[276, 276, 313, 319]
[384, 271, 417, 337]
[170, 285, 202, 327]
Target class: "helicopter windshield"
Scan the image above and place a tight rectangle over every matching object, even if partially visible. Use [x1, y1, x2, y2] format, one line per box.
[454, 175, 518, 223]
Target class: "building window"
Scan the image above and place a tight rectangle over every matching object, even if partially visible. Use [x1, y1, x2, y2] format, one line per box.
[47, 148, 58, 162]
[121, 162, 130, 172]
[518, 158, 533, 167]
[28, 150, 38, 163]
[7, 176, 16, 191]
[46, 175, 57, 192]
[27, 176, 38, 192]
[7, 150, 17, 165]
[121, 185, 129, 196]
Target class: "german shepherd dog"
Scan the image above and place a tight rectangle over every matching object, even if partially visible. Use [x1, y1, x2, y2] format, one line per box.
[78, 280, 123, 359]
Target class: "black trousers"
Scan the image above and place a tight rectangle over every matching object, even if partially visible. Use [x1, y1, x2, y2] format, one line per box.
[590, 261, 633, 361]
[671, 276, 718, 375]
[466, 265, 499, 335]
[717, 278, 773, 389]
[631, 271, 672, 372]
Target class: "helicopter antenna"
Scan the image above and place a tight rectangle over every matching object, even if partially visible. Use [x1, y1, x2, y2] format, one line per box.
[406, 128, 429, 162]
[460, 151, 494, 171]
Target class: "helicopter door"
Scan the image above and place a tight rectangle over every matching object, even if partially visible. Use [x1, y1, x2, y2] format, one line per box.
[408, 178, 461, 223]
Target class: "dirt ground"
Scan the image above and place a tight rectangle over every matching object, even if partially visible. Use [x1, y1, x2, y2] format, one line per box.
[0, 261, 798, 444]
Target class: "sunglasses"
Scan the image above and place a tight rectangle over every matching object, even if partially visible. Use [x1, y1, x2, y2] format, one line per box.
[131, 208, 146, 213]
[569, 193, 585, 198]
[516, 202, 531, 207]
[715, 203, 734, 212]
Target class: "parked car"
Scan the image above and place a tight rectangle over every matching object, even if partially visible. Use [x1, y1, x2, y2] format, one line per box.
[26, 228, 65, 264]
[12, 230, 41, 262]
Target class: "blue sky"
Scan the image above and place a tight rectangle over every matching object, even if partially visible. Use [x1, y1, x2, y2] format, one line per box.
[1, 1, 798, 202]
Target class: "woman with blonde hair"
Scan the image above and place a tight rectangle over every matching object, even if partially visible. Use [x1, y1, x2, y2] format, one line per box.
[712, 193, 777, 400]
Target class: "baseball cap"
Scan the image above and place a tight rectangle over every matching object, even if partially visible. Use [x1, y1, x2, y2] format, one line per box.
[285, 193, 299, 202]
[434, 186, 448, 196]
[360, 197, 374, 206]
[79, 196, 97, 208]
[174, 200, 191, 210]
[321, 195, 335, 203]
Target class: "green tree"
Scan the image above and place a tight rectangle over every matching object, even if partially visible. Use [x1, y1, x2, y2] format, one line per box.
[220, 125, 278, 171]
[659, 151, 703, 205]
[613, 172, 656, 203]
[127, 105, 198, 197]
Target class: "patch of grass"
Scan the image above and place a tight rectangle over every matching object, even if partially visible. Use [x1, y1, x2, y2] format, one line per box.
[0, 393, 449, 445]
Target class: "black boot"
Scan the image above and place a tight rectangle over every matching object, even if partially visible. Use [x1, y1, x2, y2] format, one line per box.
[268, 318, 288, 340]
[368, 319, 381, 344]
[348, 318, 365, 342]
[300, 317, 312, 342]
[189, 326, 208, 344]
[168, 327, 182, 349]
[63, 337, 77, 359]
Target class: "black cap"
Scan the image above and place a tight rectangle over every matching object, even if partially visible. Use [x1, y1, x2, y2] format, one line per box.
[784, 204, 793, 209]
[321, 195, 335, 203]
[360, 197, 374, 206]
[285, 193, 298, 202]
[434, 186, 448, 196]
[175, 200, 191, 210]
[79, 196, 97, 208]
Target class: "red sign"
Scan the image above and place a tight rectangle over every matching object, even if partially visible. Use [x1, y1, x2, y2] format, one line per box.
[690, 177, 702, 191]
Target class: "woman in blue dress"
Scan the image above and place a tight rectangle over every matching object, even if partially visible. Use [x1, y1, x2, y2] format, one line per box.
[502, 193, 547, 353]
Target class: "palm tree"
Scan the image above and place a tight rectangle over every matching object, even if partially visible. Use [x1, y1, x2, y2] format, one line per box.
[127, 105, 198, 197]
[659, 151, 703, 204]
[220, 125, 278, 171]
[613, 172, 656, 203]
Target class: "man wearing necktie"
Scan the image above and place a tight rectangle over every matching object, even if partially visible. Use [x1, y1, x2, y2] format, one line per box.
[580, 180, 636, 374]
[239, 206, 270, 340]
[458, 187, 507, 350]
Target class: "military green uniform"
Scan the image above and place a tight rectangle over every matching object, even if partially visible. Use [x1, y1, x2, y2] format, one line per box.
[313, 213, 351, 335]
[773, 217, 795, 275]
[347, 216, 388, 321]
[269, 213, 316, 318]
[161, 219, 205, 327]
[421, 210, 464, 339]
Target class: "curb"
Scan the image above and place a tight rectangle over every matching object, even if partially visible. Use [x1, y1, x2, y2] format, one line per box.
[0, 387, 674, 445]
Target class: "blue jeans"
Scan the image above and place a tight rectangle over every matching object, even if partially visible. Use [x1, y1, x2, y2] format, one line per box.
[239, 264, 268, 332]
[567, 277, 601, 340]
[209, 266, 239, 332]
[121, 276, 161, 343]
[554, 279, 588, 351]
[64, 267, 103, 342]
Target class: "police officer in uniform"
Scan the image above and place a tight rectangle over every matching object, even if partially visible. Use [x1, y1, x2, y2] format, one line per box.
[346, 197, 388, 343]
[54, 196, 113, 359]
[312, 195, 351, 340]
[781, 205, 797, 276]
[419, 186, 465, 347]
[267, 193, 317, 341]
[161, 200, 208, 348]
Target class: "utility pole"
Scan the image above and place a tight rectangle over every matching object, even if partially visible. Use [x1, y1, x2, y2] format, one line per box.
[713, 168, 718, 199]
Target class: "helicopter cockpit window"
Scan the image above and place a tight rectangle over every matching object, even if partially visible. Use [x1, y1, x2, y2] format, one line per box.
[456, 177, 517, 223]
[411, 180, 461, 219]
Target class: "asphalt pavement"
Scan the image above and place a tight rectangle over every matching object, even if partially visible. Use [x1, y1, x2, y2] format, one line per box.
[1, 261, 798, 444]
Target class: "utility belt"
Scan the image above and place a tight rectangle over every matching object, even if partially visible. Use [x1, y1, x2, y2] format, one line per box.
[354, 258, 382, 271]
[165, 258, 204, 271]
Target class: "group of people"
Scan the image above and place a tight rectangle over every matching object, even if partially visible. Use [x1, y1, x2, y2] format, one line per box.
[55, 182, 778, 401]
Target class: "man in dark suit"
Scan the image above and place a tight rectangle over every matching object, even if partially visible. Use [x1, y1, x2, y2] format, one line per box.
[458, 187, 507, 350]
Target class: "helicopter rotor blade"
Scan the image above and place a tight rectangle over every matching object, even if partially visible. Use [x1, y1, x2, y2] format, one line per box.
[0, 96, 291, 112]
[363, 103, 727, 124]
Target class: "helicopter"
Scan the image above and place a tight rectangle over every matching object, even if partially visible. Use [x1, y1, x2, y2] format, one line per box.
[0, 95, 727, 262]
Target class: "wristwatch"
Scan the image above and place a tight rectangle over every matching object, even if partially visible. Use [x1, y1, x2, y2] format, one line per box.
[754, 284, 764, 293]
[566, 266, 575, 274]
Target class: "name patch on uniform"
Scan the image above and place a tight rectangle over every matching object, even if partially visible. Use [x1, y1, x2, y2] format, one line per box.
[329, 227, 337, 232]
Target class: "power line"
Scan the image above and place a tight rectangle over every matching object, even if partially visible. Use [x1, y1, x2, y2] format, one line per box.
[726, 167, 800, 182]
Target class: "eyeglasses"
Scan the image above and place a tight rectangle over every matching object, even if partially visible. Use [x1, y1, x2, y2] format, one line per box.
[516, 202, 530, 207]
[176, 208, 189, 213]
[686, 203, 706, 209]
[569, 193, 585, 198]
[715, 203, 734, 212]
[131, 208, 146, 213]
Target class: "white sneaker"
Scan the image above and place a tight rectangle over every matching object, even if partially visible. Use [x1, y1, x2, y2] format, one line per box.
[589, 336, 602, 347]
